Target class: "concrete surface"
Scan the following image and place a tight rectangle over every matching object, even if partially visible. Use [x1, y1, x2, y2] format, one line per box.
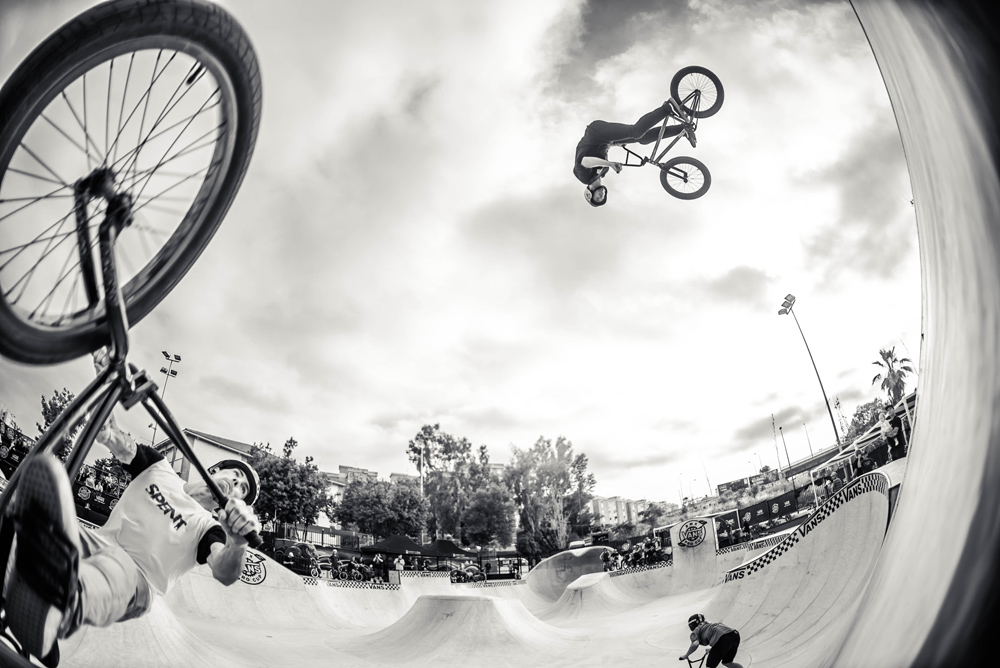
[55, 467, 899, 668]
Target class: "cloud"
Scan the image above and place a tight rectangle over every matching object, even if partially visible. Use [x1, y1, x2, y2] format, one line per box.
[798, 119, 913, 281]
[697, 266, 774, 310]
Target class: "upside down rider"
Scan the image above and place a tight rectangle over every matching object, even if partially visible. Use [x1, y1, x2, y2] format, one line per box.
[573, 98, 690, 207]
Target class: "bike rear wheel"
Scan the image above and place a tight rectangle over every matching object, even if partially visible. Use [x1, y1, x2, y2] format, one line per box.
[670, 66, 724, 118]
[659, 157, 711, 199]
[0, 0, 262, 365]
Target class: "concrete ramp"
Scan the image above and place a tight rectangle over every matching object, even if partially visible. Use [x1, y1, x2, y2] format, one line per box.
[56, 597, 247, 668]
[523, 546, 606, 602]
[538, 572, 643, 621]
[340, 595, 589, 665]
[705, 473, 890, 666]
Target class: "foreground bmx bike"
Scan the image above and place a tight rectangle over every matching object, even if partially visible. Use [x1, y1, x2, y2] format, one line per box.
[0, 0, 262, 664]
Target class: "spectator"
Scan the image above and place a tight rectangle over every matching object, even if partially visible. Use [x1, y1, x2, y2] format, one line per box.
[886, 408, 907, 460]
[829, 474, 844, 496]
[860, 446, 877, 473]
[372, 553, 385, 582]
[421, 557, 430, 572]
[394, 555, 404, 571]
[877, 408, 899, 461]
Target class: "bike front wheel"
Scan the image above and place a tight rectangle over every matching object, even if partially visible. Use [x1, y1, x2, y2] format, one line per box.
[659, 157, 711, 199]
[0, 0, 262, 364]
[670, 66, 724, 118]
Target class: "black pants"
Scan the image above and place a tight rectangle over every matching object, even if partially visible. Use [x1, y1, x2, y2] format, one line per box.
[707, 630, 740, 668]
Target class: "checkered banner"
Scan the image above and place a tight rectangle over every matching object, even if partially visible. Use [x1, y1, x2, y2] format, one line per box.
[722, 472, 889, 584]
[303, 577, 401, 591]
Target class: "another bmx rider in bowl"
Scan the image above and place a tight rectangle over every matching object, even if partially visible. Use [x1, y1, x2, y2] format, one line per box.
[5, 350, 261, 663]
[574, 99, 688, 207]
[680, 613, 742, 668]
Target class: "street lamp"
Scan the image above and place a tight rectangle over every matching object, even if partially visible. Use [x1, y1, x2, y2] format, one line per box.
[778, 294, 842, 450]
[150, 350, 181, 447]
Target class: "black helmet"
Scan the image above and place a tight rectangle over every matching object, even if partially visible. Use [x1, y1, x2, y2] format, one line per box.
[688, 613, 705, 630]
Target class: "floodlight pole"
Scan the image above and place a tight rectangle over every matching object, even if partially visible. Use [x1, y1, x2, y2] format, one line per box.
[778, 295, 842, 451]
[150, 350, 181, 448]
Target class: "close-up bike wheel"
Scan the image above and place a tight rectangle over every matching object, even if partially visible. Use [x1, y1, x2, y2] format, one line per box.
[0, 0, 262, 365]
[659, 157, 711, 199]
[670, 66, 724, 118]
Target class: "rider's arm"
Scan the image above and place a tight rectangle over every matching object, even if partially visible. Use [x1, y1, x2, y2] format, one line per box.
[581, 156, 623, 172]
[96, 420, 137, 465]
[92, 348, 137, 464]
[679, 637, 701, 660]
[206, 498, 259, 586]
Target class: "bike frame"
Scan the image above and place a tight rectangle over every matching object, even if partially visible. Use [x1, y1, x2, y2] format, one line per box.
[619, 88, 705, 170]
[0, 177, 260, 605]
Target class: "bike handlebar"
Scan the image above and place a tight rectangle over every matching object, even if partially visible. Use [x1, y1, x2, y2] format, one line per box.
[145, 388, 262, 548]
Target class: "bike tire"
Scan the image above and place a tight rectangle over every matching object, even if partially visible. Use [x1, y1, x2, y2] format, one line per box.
[659, 157, 711, 199]
[670, 66, 724, 119]
[0, 0, 262, 365]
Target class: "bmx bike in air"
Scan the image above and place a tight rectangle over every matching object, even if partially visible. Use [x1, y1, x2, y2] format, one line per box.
[0, 0, 262, 664]
[620, 66, 724, 200]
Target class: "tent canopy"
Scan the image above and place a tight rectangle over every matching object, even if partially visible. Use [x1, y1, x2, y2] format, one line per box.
[423, 539, 477, 558]
[359, 534, 429, 556]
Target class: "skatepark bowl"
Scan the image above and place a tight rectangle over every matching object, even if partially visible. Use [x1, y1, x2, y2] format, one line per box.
[2, 0, 1000, 666]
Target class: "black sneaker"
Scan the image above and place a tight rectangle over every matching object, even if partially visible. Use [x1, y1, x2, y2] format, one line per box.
[666, 97, 686, 119]
[4, 454, 80, 660]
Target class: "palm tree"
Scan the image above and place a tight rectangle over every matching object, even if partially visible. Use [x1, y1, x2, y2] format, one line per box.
[871, 347, 915, 405]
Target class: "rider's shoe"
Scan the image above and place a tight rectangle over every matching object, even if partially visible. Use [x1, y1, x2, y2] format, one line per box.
[683, 123, 698, 148]
[4, 453, 81, 660]
[666, 97, 686, 119]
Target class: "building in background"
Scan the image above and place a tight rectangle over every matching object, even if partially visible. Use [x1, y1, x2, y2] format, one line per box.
[590, 495, 648, 528]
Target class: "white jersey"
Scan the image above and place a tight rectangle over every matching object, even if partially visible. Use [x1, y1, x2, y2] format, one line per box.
[97, 457, 219, 595]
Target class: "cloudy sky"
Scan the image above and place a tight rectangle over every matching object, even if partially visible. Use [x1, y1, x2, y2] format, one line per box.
[0, 0, 919, 504]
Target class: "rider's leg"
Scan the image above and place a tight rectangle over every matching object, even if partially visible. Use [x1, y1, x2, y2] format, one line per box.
[628, 102, 673, 139]
[5, 455, 82, 658]
[62, 529, 153, 634]
[636, 123, 686, 145]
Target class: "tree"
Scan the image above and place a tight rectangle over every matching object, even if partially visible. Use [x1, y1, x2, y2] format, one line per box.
[332, 477, 428, 540]
[36, 388, 80, 461]
[504, 435, 597, 557]
[564, 452, 596, 539]
[871, 347, 914, 405]
[248, 439, 333, 526]
[640, 502, 667, 528]
[460, 481, 516, 548]
[405, 424, 491, 540]
[844, 398, 887, 443]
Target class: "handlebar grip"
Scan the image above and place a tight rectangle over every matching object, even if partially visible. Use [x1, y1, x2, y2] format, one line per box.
[245, 529, 263, 549]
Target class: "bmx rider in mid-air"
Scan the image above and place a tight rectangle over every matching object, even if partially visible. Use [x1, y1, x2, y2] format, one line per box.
[574, 99, 688, 207]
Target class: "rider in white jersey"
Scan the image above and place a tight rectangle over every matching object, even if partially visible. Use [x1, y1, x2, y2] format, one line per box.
[5, 350, 261, 663]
